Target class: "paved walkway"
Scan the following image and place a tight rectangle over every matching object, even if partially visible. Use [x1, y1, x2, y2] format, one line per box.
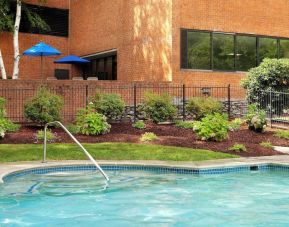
[1, 155, 289, 182]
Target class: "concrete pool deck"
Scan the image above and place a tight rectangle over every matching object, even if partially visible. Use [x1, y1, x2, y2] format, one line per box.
[2, 155, 289, 182]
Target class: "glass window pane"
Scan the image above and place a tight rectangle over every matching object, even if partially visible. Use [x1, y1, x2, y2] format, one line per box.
[259, 37, 278, 63]
[236, 36, 257, 71]
[213, 33, 234, 70]
[187, 31, 211, 69]
[280, 39, 289, 59]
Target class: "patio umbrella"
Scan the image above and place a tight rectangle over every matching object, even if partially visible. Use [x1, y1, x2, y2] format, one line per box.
[23, 42, 61, 79]
[54, 55, 90, 64]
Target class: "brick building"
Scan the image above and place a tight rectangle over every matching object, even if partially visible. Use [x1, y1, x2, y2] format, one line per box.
[1, 0, 289, 87]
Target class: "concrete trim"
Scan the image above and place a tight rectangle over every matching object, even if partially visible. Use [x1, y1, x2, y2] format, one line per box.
[2, 156, 289, 183]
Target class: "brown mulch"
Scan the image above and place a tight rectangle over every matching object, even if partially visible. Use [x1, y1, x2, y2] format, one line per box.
[2, 122, 289, 157]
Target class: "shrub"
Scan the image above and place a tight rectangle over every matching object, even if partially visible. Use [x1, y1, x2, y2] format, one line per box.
[140, 132, 158, 142]
[36, 129, 55, 141]
[186, 97, 222, 120]
[0, 118, 20, 132]
[76, 108, 111, 136]
[0, 97, 6, 118]
[260, 141, 273, 149]
[175, 120, 194, 129]
[193, 113, 229, 142]
[90, 93, 125, 121]
[275, 130, 289, 140]
[229, 143, 247, 152]
[132, 120, 146, 129]
[246, 104, 267, 133]
[66, 124, 80, 135]
[241, 59, 289, 113]
[0, 127, 5, 139]
[229, 118, 243, 132]
[24, 86, 64, 124]
[142, 92, 177, 123]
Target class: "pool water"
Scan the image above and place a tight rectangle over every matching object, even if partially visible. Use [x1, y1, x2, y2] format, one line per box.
[1, 169, 289, 226]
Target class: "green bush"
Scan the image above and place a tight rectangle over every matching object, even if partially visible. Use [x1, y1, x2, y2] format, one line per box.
[0, 118, 20, 132]
[90, 93, 125, 121]
[66, 124, 80, 135]
[36, 129, 55, 141]
[186, 97, 222, 120]
[260, 141, 273, 149]
[0, 97, 6, 118]
[246, 104, 267, 133]
[175, 121, 194, 129]
[275, 130, 289, 140]
[241, 59, 289, 113]
[132, 120, 146, 129]
[76, 108, 111, 136]
[229, 143, 247, 152]
[0, 97, 20, 136]
[24, 86, 64, 124]
[229, 118, 243, 132]
[140, 132, 158, 142]
[193, 113, 229, 142]
[142, 92, 177, 123]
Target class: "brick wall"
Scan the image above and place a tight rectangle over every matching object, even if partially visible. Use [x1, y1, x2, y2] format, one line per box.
[172, 0, 289, 86]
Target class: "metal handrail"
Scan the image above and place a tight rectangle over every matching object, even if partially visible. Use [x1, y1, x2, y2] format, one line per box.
[42, 121, 109, 181]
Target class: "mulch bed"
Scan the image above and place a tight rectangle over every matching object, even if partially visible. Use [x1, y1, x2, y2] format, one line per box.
[2, 122, 289, 157]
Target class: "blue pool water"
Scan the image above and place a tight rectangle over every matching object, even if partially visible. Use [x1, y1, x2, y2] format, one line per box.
[1, 168, 289, 226]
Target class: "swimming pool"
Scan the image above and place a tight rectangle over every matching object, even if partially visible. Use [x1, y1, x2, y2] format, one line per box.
[1, 165, 289, 226]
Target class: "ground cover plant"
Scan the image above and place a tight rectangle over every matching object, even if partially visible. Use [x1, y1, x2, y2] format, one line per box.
[229, 118, 243, 132]
[186, 97, 222, 120]
[260, 141, 274, 149]
[24, 86, 64, 124]
[175, 121, 194, 129]
[90, 93, 125, 121]
[132, 120, 146, 129]
[36, 129, 55, 142]
[0, 143, 237, 162]
[275, 130, 289, 140]
[142, 92, 177, 123]
[229, 143, 247, 152]
[140, 132, 158, 142]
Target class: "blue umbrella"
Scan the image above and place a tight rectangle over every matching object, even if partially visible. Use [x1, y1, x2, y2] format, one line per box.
[54, 55, 90, 64]
[23, 42, 61, 79]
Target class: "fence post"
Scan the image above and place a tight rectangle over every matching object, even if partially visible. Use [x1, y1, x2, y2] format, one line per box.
[227, 84, 231, 119]
[269, 89, 273, 128]
[182, 84, 186, 121]
[133, 84, 137, 122]
[85, 85, 89, 107]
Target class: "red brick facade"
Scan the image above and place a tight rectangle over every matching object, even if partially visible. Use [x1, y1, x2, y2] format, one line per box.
[1, 0, 289, 86]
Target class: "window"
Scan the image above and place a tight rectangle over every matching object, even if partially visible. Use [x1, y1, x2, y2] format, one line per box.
[213, 33, 234, 70]
[259, 37, 278, 63]
[180, 29, 289, 72]
[280, 39, 289, 59]
[19, 4, 69, 37]
[187, 31, 211, 69]
[236, 36, 257, 71]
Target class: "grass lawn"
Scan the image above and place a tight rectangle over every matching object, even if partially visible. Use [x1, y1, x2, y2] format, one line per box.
[0, 143, 237, 162]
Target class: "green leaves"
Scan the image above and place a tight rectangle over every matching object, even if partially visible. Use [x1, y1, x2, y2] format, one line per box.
[24, 86, 64, 124]
[245, 104, 267, 133]
[142, 92, 177, 123]
[193, 113, 229, 142]
[76, 109, 111, 136]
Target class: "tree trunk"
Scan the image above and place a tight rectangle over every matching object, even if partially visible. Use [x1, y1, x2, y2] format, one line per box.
[0, 49, 7, 79]
[12, 0, 22, 80]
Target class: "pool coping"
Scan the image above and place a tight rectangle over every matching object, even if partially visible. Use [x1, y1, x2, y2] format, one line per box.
[2, 155, 289, 182]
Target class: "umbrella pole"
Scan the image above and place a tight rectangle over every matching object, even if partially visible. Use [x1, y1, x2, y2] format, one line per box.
[41, 55, 43, 80]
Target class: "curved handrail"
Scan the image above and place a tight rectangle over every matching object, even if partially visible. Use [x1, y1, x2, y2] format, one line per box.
[42, 121, 109, 181]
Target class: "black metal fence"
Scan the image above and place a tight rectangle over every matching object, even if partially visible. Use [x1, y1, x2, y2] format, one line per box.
[252, 90, 289, 126]
[0, 83, 246, 123]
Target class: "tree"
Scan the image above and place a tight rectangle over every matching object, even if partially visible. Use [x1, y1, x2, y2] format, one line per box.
[0, 0, 48, 80]
[0, 0, 13, 79]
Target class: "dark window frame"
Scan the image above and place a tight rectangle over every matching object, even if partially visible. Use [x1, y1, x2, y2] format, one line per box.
[180, 28, 289, 72]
